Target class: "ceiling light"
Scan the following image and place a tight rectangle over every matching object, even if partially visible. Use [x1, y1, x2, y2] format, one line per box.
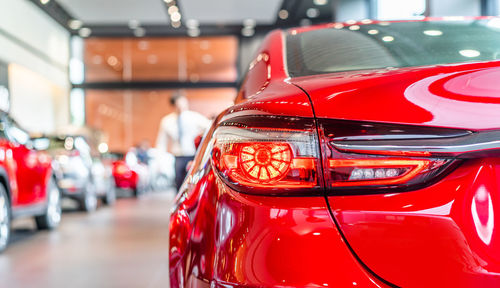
[361, 19, 373, 24]
[78, 27, 92, 38]
[168, 6, 178, 15]
[186, 19, 199, 29]
[278, 10, 289, 20]
[423, 30, 443, 36]
[333, 23, 344, 29]
[349, 25, 360, 31]
[382, 36, 395, 42]
[187, 28, 200, 37]
[306, 8, 320, 18]
[241, 26, 255, 37]
[107, 56, 118, 66]
[128, 20, 140, 29]
[98, 143, 108, 154]
[313, 0, 328, 5]
[367, 29, 379, 35]
[170, 11, 181, 22]
[243, 19, 256, 28]
[459, 49, 480, 58]
[40, 0, 50, 5]
[134, 27, 146, 37]
[171, 21, 181, 28]
[68, 19, 83, 30]
[345, 19, 356, 25]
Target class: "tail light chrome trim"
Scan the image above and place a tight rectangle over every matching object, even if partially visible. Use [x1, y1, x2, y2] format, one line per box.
[332, 129, 500, 157]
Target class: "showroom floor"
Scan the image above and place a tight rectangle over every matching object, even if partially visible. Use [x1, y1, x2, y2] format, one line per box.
[0, 190, 174, 288]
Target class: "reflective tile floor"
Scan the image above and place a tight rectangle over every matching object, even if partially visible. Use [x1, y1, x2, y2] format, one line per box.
[0, 190, 174, 288]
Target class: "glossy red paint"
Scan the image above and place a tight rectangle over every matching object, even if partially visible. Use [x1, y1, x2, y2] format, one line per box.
[0, 137, 53, 208]
[112, 160, 138, 189]
[291, 61, 500, 131]
[170, 19, 500, 288]
[326, 158, 500, 287]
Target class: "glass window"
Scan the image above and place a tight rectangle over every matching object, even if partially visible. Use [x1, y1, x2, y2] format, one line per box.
[84, 37, 239, 82]
[8, 121, 30, 145]
[287, 19, 500, 77]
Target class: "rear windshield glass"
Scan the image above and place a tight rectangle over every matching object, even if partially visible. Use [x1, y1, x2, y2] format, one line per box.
[286, 19, 500, 77]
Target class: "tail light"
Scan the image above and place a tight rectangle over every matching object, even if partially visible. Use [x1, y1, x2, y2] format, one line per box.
[212, 116, 498, 195]
[325, 152, 455, 192]
[211, 116, 322, 195]
[113, 161, 131, 176]
[321, 119, 471, 194]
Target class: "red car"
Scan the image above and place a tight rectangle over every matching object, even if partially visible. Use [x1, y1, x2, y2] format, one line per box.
[112, 151, 149, 197]
[112, 160, 139, 193]
[170, 18, 500, 288]
[0, 113, 61, 252]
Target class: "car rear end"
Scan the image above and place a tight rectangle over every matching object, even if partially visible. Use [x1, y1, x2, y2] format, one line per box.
[112, 160, 139, 190]
[171, 19, 500, 288]
[287, 18, 500, 287]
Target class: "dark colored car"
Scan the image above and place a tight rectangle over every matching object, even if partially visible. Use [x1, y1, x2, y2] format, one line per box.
[0, 113, 61, 252]
[169, 18, 500, 288]
[48, 135, 115, 212]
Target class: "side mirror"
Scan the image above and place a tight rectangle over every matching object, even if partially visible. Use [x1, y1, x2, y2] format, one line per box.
[32, 138, 50, 151]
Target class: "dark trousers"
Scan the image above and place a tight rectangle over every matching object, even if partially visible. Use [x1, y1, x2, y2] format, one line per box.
[175, 156, 194, 191]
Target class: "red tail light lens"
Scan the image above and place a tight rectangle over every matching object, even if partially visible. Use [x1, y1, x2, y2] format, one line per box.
[113, 161, 131, 176]
[211, 116, 322, 195]
[319, 119, 465, 193]
[327, 157, 453, 190]
[235, 143, 292, 182]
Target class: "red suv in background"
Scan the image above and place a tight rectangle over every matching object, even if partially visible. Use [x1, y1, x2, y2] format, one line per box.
[0, 112, 61, 252]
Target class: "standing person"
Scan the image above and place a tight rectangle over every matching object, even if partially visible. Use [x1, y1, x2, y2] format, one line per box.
[156, 91, 210, 191]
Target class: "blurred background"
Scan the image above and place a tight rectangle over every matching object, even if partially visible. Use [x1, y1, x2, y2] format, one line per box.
[1, 0, 497, 154]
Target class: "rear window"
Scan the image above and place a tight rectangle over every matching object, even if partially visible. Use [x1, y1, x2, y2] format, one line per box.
[286, 19, 500, 77]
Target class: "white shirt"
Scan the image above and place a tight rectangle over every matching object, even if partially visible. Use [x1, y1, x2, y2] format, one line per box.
[156, 110, 210, 157]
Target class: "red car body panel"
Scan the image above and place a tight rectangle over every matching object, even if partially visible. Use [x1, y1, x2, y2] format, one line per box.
[170, 170, 388, 288]
[291, 61, 500, 131]
[170, 19, 500, 288]
[0, 137, 52, 211]
[326, 158, 500, 287]
[112, 160, 139, 190]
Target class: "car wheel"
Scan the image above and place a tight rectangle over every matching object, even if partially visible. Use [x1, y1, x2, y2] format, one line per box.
[0, 184, 10, 252]
[35, 177, 62, 230]
[132, 182, 145, 198]
[102, 185, 116, 206]
[132, 186, 140, 198]
[80, 182, 97, 212]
